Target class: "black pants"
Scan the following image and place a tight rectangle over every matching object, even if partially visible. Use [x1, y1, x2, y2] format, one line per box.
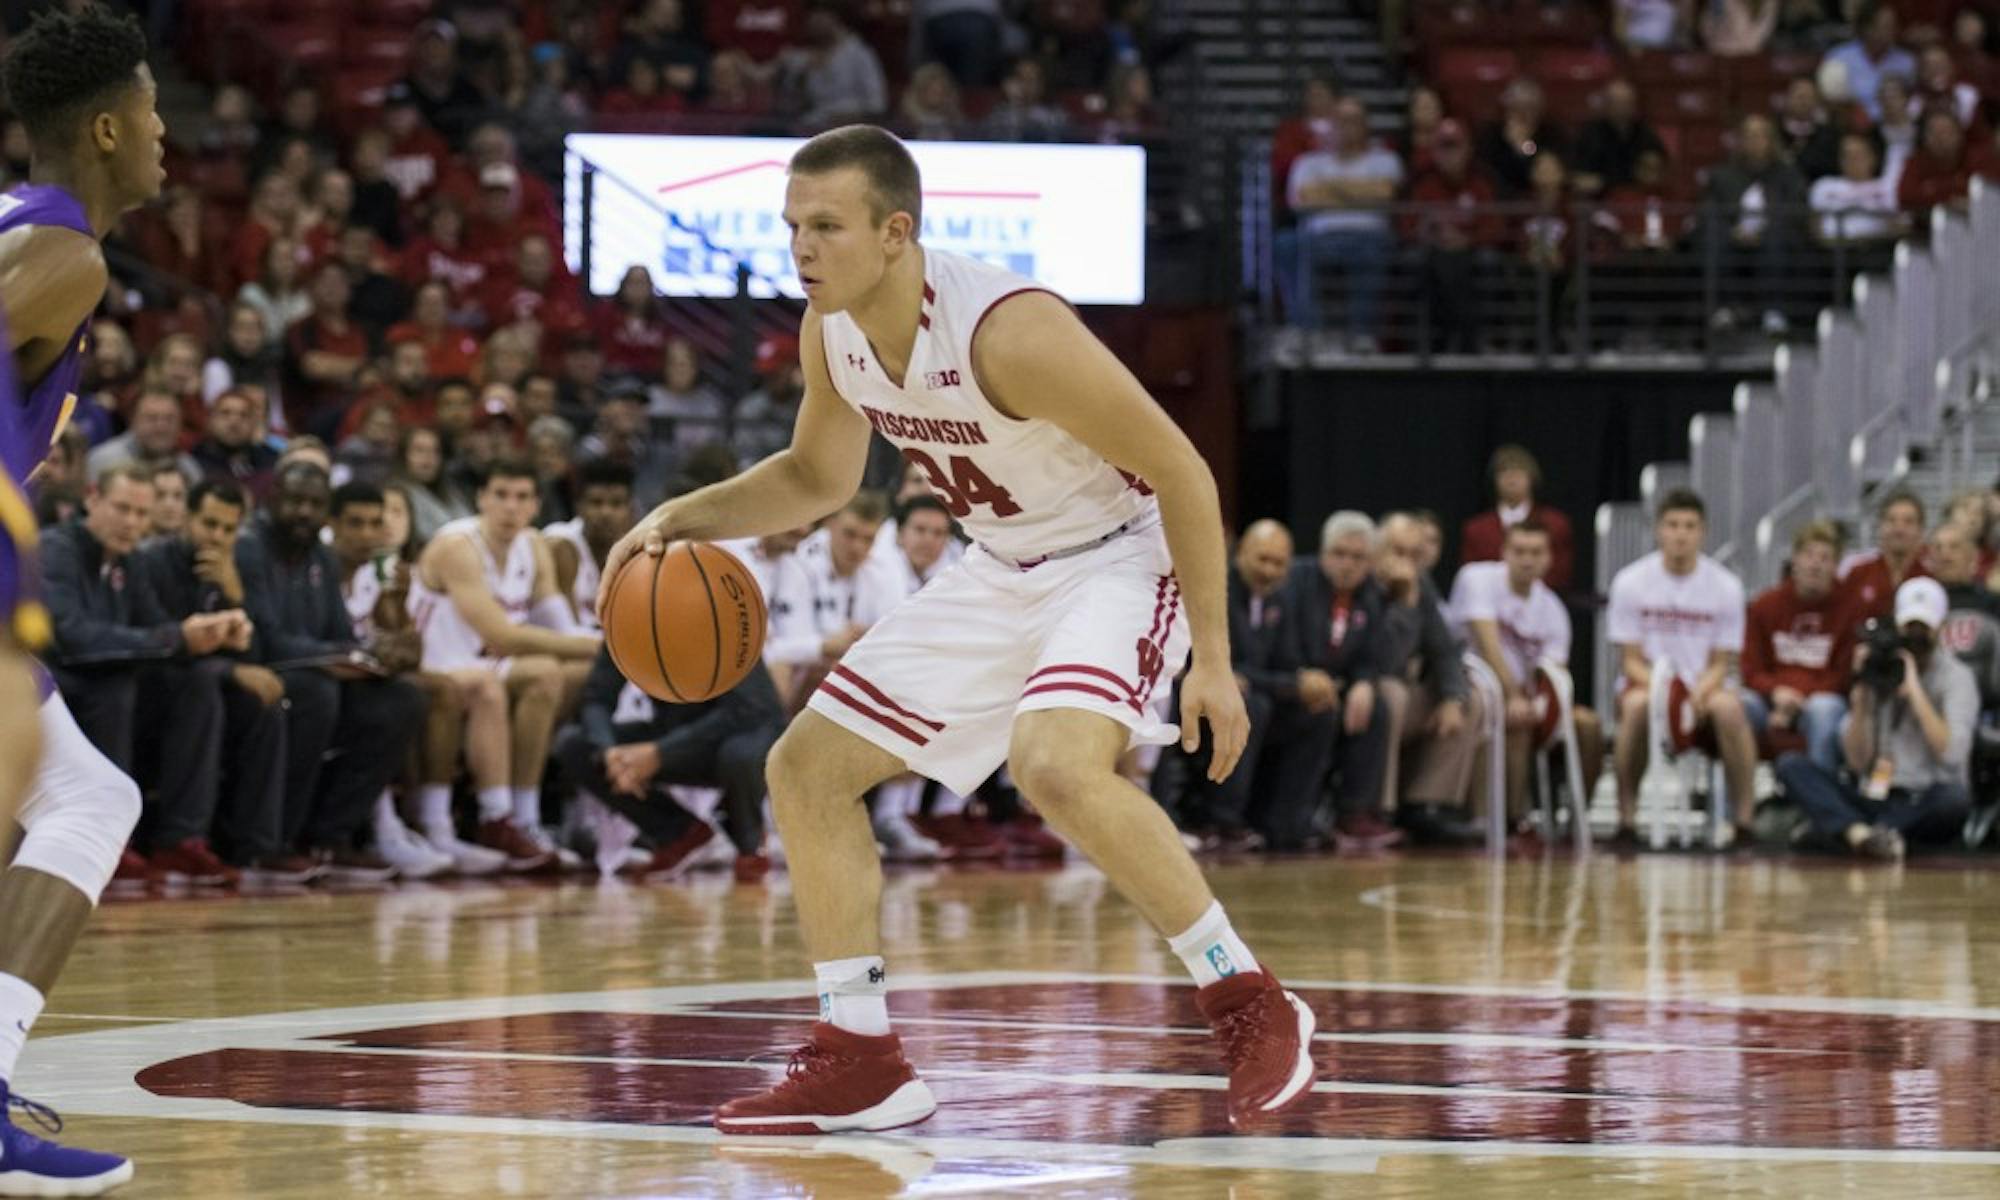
[152, 658, 287, 860]
[553, 720, 775, 854]
[1420, 247, 1485, 352]
[54, 660, 227, 851]
[278, 670, 425, 852]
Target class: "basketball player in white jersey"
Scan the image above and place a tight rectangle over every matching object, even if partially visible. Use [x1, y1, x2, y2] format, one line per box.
[410, 459, 600, 869]
[603, 126, 1312, 1135]
[546, 459, 635, 631]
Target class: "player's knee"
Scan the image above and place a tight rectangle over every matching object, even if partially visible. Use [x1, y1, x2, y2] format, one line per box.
[1007, 741, 1098, 810]
[766, 723, 813, 800]
[16, 762, 140, 902]
[511, 657, 561, 702]
[1708, 690, 1748, 728]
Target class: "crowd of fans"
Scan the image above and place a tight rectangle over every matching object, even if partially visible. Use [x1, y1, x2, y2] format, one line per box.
[1272, 0, 2000, 359]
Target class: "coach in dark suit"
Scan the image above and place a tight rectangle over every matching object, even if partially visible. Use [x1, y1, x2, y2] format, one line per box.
[1271, 510, 1396, 850]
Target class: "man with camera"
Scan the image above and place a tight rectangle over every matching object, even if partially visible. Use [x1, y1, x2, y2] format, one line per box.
[1774, 577, 1977, 861]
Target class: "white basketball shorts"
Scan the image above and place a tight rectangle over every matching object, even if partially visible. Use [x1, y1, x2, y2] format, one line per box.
[804, 520, 1189, 795]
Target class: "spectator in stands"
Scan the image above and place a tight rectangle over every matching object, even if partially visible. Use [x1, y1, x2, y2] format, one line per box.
[1811, 132, 1907, 244]
[1093, 63, 1157, 144]
[335, 404, 400, 489]
[1702, 113, 1808, 337]
[402, 19, 489, 147]
[617, 0, 710, 104]
[918, 0, 1003, 89]
[199, 82, 258, 161]
[1272, 75, 1344, 204]
[1395, 85, 1445, 177]
[899, 62, 966, 140]
[1841, 489, 1928, 618]
[203, 302, 280, 409]
[1898, 107, 2000, 221]
[1275, 511, 1394, 850]
[600, 57, 684, 118]
[1572, 79, 1666, 197]
[1822, 2, 1916, 119]
[1874, 75, 1920, 178]
[735, 335, 805, 465]
[1403, 118, 1502, 353]
[779, 8, 888, 128]
[1375, 513, 1483, 846]
[1601, 148, 1695, 256]
[1411, 510, 1445, 579]
[1742, 520, 1855, 772]
[300, 167, 357, 263]
[236, 236, 311, 350]
[41, 465, 252, 880]
[394, 425, 472, 545]
[85, 389, 199, 483]
[577, 387, 675, 506]
[377, 83, 454, 205]
[1775, 577, 1974, 860]
[983, 57, 1069, 142]
[1916, 44, 1987, 132]
[333, 227, 409, 346]
[555, 332, 608, 420]
[128, 477, 290, 878]
[1703, 0, 1780, 56]
[143, 462, 189, 541]
[237, 462, 424, 877]
[262, 81, 335, 167]
[557, 642, 784, 879]
[596, 266, 670, 378]
[466, 162, 562, 266]
[1461, 446, 1576, 594]
[1607, 488, 1757, 849]
[346, 129, 405, 248]
[528, 416, 578, 525]
[1616, 0, 1693, 50]
[703, 49, 774, 124]
[145, 332, 207, 419]
[1477, 78, 1567, 198]
[514, 43, 588, 182]
[1281, 96, 1402, 357]
[1773, 0, 1845, 54]
[1452, 520, 1603, 822]
[277, 437, 334, 481]
[707, 0, 803, 65]
[1520, 151, 1584, 327]
[390, 281, 482, 380]
[230, 171, 301, 295]
[78, 319, 137, 443]
[649, 336, 729, 454]
[192, 390, 282, 503]
[135, 186, 227, 299]
[284, 262, 369, 440]
[352, 337, 437, 434]
[400, 200, 487, 312]
[1775, 76, 1842, 182]
[1951, 10, 1998, 96]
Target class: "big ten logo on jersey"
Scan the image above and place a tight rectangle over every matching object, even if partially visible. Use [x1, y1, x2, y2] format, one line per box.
[923, 368, 962, 390]
[902, 447, 1020, 519]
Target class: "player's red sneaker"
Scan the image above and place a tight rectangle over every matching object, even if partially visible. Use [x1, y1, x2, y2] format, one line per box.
[914, 813, 1005, 859]
[714, 1023, 938, 1136]
[477, 817, 558, 873]
[1196, 969, 1317, 1130]
[1002, 815, 1067, 859]
[152, 837, 242, 887]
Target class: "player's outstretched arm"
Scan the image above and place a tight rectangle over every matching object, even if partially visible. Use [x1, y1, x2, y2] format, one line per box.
[600, 310, 871, 626]
[971, 291, 1247, 782]
[427, 536, 598, 660]
[0, 225, 107, 373]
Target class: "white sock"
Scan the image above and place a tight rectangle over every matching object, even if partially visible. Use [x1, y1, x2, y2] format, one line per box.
[373, 790, 406, 836]
[0, 973, 45, 1085]
[875, 777, 924, 819]
[419, 785, 453, 833]
[475, 787, 511, 823]
[1167, 901, 1259, 987]
[814, 955, 890, 1036]
[512, 787, 541, 829]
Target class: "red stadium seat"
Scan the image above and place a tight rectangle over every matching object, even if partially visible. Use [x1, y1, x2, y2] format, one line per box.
[1432, 47, 1520, 88]
[1541, 79, 1600, 124]
[1531, 48, 1617, 87]
[1442, 81, 1510, 124]
[184, 155, 249, 206]
[1515, 1, 1602, 44]
[358, 0, 432, 22]
[342, 26, 412, 70]
[1679, 122, 1730, 168]
[1648, 86, 1723, 124]
[1413, 2, 1506, 47]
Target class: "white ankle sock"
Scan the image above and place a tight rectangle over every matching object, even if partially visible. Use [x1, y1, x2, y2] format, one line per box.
[418, 785, 453, 833]
[1167, 901, 1259, 987]
[511, 787, 541, 829]
[475, 787, 511, 823]
[875, 777, 924, 819]
[373, 790, 406, 835]
[814, 955, 890, 1036]
[0, 973, 45, 1084]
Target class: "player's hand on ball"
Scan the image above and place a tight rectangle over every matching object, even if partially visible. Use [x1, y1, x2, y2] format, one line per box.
[1181, 658, 1249, 783]
[598, 515, 675, 628]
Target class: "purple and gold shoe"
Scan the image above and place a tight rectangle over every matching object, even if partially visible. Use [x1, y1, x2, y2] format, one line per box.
[0, 1082, 133, 1196]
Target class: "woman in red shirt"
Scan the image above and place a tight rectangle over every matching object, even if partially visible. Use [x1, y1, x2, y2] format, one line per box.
[594, 265, 673, 377]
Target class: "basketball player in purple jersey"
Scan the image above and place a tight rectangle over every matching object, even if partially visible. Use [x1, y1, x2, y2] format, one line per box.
[0, 7, 165, 1193]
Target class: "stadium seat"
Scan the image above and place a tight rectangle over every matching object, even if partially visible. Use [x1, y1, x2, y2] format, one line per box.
[358, 0, 432, 22]
[1631, 51, 1719, 88]
[1515, 2, 1603, 45]
[342, 26, 412, 71]
[1432, 46, 1520, 90]
[1531, 48, 1617, 89]
[1647, 86, 1723, 125]
[1412, 3, 1495, 47]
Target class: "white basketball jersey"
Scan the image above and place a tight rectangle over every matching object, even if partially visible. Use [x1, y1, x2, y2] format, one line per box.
[542, 517, 602, 631]
[818, 249, 1159, 562]
[408, 516, 538, 669]
[344, 561, 383, 641]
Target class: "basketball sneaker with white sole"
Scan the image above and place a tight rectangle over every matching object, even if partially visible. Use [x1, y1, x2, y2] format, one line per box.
[714, 1023, 938, 1136]
[0, 1085, 133, 1196]
[1195, 968, 1318, 1130]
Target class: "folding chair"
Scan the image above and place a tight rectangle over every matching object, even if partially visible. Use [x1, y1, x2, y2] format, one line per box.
[1645, 657, 1725, 849]
[1530, 660, 1592, 855]
[1461, 653, 1508, 853]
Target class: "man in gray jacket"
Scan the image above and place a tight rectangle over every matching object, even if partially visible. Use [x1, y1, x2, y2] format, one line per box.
[1375, 512, 1484, 844]
[1775, 578, 1977, 860]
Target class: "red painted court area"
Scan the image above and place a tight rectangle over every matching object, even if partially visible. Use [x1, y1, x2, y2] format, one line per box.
[133, 981, 2000, 1152]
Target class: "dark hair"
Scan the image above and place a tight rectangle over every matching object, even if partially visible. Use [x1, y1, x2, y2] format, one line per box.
[331, 480, 386, 517]
[481, 457, 538, 488]
[575, 458, 634, 495]
[1656, 487, 1706, 521]
[789, 124, 922, 231]
[896, 493, 950, 524]
[1880, 488, 1926, 524]
[189, 477, 247, 516]
[2, 4, 147, 152]
[1505, 517, 1551, 541]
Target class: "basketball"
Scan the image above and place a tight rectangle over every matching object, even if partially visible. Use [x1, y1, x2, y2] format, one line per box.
[603, 540, 767, 703]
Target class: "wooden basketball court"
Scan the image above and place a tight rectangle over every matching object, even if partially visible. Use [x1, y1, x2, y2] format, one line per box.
[20, 851, 2000, 1198]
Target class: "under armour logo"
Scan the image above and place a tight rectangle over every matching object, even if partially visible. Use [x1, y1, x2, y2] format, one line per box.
[867, 966, 886, 985]
[1205, 945, 1237, 978]
[11, 1019, 25, 1034]
[846, 353, 867, 372]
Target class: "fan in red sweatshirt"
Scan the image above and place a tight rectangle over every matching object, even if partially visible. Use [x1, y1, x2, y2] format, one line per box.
[1742, 523, 1858, 768]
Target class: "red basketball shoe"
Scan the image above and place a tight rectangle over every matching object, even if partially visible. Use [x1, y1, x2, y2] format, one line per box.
[1196, 969, 1318, 1130]
[714, 1023, 938, 1136]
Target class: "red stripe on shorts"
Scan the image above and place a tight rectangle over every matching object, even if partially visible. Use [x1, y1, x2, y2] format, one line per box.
[1142, 574, 1171, 648]
[1025, 662, 1140, 696]
[829, 665, 946, 731]
[1023, 681, 1144, 713]
[1142, 577, 1183, 704]
[816, 681, 931, 746]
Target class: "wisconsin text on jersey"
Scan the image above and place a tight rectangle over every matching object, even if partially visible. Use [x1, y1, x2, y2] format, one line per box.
[857, 406, 990, 446]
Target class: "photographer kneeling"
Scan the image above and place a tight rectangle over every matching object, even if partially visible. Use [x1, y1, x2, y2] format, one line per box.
[1775, 578, 1976, 861]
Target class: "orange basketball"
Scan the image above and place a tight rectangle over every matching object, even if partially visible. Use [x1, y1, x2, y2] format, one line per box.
[603, 540, 767, 703]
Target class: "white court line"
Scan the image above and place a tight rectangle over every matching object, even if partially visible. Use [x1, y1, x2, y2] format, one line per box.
[19, 971, 2000, 1177]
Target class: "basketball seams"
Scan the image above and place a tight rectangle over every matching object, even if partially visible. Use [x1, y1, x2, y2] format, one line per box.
[684, 542, 724, 699]
[645, 546, 687, 703]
